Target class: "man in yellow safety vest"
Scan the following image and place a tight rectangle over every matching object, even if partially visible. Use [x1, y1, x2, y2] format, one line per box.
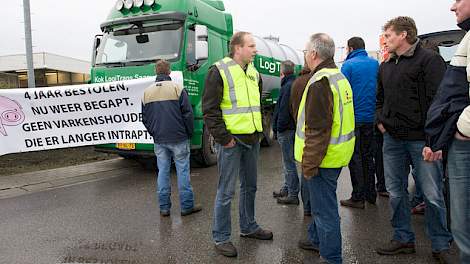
[295, 33, 355, 264]
[202, 31, 273, 258]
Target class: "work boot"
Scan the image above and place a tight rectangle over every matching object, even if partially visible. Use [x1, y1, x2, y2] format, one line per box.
[378, 191, 389, 197]
[277, 196, 300, 205]
[376, 240, 416, 255]
[411, 202, 425, 215]
[298, 239, 319, 252]
[432, 249, 458, 264]
[181, 204, 202, 216]
[240, 228, 273, 240]
[340, 198, 365, 209]
[215, 242, 237, 257]
[273, 188, 288, 198]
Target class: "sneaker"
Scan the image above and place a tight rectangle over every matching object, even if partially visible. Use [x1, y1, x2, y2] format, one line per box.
[298, 239, 319, 252]
[240, 228, 273, 240]
[273, 188, 288, 198]
[215, 242, 237, 257]
[376, 240, 416, 255]
[432, 249, 458, 264]
[277, 196, 300, 205]
[340, 198, 365, 209]
[378, 191, 390, 197]
[160, 210, 170, 217]
[411, 202, 425, 215]
[181, 204, 202, 216]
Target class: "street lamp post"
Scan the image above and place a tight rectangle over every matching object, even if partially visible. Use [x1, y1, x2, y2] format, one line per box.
[23, 0, 35, 88]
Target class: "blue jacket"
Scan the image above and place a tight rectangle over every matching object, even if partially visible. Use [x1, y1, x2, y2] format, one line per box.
[273, 74, 296, 133]
[142, 75, 193, 144]
[341, 49, 379, 123]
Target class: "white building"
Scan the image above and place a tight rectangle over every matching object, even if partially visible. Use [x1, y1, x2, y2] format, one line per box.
[0, 52, 90, 89]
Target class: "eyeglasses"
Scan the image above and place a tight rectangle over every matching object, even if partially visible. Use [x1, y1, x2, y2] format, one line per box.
[303, 49, 314, 56]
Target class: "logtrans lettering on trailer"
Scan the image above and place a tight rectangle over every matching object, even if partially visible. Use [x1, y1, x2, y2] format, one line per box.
[257, 56, 281, 75]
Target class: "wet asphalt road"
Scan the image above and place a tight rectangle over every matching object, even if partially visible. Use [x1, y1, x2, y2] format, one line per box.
[0, 144, 455, 264]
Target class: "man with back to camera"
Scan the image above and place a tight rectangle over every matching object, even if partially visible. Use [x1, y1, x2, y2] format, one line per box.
[339, 37, 380, 209]
[141, 59, 202, 217]
[273, 60, 300, 205]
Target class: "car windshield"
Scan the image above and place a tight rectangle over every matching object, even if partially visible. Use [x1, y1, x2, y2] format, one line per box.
[96, 21, 183, 65]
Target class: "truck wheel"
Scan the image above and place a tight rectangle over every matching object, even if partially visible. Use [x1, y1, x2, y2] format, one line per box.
[193, 125, 217, 167]
[261, 111, 274, 147]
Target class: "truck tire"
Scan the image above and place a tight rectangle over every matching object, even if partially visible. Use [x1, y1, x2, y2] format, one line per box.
[193, 125, 217, 167]
[261, 111, 275, 147]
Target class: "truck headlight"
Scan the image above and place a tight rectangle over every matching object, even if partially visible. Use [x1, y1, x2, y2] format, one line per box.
[133, 0, 144, 8]
[115, 0, 124, 10]
[144, 0, 155, 6]
[124, 0, 133, 9]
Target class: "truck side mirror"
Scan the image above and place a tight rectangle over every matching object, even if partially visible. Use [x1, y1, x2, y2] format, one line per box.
[195, 25, 208, 40]
[195, 25, 208, 61]
[195, 41, 208, 61]
[91, 34, 103, 66]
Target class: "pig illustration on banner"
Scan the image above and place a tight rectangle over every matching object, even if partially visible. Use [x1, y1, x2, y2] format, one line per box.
[0, 96, 25, 136]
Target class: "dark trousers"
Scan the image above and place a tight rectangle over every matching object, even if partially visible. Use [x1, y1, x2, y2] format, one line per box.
[348, 123, 377, 202]
[373, 126, 386, 192]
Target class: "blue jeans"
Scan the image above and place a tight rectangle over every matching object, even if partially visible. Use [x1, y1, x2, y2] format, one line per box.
[306, 168, 342, 264]
[383, 134, 452, 251]
[278, 130, 299, 198]
[410, 166, 424, 207]
[154, 140, 194, 213]
[212, 141, 260, 244]
[301, 174, 311, 213]
[448, 138, 470, 263]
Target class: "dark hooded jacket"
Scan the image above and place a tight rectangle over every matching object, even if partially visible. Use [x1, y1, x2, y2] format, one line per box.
[273, 74, 296, 133]
[425, 19, 470, 151]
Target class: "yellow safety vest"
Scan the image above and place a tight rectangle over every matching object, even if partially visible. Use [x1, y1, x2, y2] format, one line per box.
[294, 68, 355, 168]
[215, 57, 263, 134]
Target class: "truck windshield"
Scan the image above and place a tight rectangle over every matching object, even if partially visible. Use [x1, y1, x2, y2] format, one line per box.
[96, 21, 183, 65]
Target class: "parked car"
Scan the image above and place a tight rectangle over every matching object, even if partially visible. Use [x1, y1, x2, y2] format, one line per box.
[419, 29, 466, 63]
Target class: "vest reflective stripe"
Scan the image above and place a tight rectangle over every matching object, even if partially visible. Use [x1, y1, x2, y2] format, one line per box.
[222, 106, 261, 115]
[215, 59, 238, 111]
[215, 57, 263, 134]
[294, 68, 355, 168]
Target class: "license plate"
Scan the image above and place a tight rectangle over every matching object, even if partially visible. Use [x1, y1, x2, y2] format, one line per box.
[116, 143, 135, 150]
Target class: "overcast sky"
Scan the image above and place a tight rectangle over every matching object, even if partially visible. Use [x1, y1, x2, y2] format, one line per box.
[1, 0, 459, 62]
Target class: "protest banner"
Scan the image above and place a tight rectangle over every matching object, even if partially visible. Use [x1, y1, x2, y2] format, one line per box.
[0, 72, 183, 156]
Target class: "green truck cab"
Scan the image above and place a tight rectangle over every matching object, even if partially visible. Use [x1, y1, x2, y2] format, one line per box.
[91, 0, 303, 166]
